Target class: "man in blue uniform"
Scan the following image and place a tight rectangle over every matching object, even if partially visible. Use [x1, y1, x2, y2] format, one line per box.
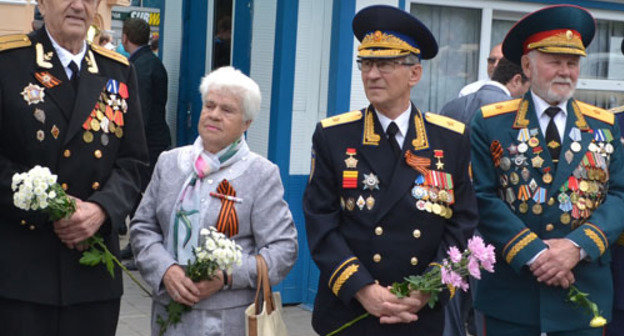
[0, 0, 148, 334]
[471, 5, 624, 335]
[303, 5, 478, 336]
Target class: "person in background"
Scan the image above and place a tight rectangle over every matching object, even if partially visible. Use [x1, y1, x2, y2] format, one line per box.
[119, 18, 172, 268]
[130, 66, 298, 336]
[458, 44, 503, 97]
[471, 5, 624, 335]
[304, 5, 478, 335]
[0, 0, 148, 334]
[440, 58, 530, 124]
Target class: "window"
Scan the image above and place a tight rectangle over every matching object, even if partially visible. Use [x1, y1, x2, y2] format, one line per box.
[409, 3, 481, 112]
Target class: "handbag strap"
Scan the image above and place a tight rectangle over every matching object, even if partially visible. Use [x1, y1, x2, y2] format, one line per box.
[253, 255, 276, 315]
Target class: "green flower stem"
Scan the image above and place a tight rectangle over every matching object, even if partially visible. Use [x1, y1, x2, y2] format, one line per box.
[325, 313, 370, 336]
[88, 236, 152, 297]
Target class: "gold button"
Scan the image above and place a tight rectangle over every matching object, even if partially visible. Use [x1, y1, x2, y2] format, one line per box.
[61, 183, 68, 191]
[375, 227, 383, 236]
[546, 224, 554, 231]
[94, 150, 102, 159]
[373, 254, 381, 263]
[413, 229, 421, 238]
[92, 181, 100, 190]
[63, 149, 71, 158]
[29, 225, 35, 230]
[411, 257, 419, 265]
[548, 197, 555, 206]
[20, 220, 26, 225]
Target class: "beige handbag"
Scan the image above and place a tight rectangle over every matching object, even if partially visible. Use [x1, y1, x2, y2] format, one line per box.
[245, 255, 289, 336]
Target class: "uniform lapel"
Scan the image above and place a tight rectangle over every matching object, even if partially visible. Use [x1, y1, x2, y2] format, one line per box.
[548, 99, 593, 196]
[63, 53, 106, 146]
[357, 105, 396, 188]
[373, 105, 424, 223]
[34, 29, 75, 120]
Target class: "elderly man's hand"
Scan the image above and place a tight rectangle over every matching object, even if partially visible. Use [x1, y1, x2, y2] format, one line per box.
[163, 264, 200, 306]
[53, 198, 107, 249]
[529, 238, 580, 288]
[355, 283, 421, 324]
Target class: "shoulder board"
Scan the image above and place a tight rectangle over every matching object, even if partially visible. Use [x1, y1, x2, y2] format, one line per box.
[90, 43, 129, 66]
[608, 105, 624, 115]
[0, 34, 31, 52]
[425, 112, 465, 134]
[481, 99, 522, 118]
[321, 110, 362, 128]
[576, 101, 614, 125]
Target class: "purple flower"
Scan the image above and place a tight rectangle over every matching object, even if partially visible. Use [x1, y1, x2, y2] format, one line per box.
[467, 256, 481, 279]
[447, 246, 462, 263]
[468, 236, 486, 259]
[459, 278, 469, 292]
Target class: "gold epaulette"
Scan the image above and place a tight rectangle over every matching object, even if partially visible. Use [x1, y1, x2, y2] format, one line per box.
[90, 43, 129, 66]
[481, 99, 521, 118]
[576, 100, 614, 125]
[425, 112, 465, 134]
[0, 34, 31, 52]
[321, 110, 362, 128]
[608, 105, 624, 115]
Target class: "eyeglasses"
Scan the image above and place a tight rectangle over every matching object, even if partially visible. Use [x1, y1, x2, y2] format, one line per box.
[487, 57, 502, 65]
[357, 59, 415, 73]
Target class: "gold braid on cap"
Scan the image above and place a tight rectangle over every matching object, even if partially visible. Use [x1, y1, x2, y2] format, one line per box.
[526, 30, 586, 56]
[358, 30, 420, 57]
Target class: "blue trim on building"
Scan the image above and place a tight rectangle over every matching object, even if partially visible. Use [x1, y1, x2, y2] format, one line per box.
[176, 0, 208, 145]
[157, 0, 165, 60]
[327, 0, 355, 116]
[232, 0, 253, 75]
[398, 0, 406, 10]
[520, 0, 624, 11]
[268, 0, 302, 303]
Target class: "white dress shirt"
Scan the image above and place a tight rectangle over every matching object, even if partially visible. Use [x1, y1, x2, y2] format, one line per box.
[46, 28, 87, 80]
[531, 91, 568, 141]
[375, 105, 411, 149]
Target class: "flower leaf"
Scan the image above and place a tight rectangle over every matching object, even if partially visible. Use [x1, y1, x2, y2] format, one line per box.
[79, 249, 103, 266]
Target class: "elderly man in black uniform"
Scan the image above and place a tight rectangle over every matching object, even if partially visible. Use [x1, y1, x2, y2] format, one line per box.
[0, 0, 148, 335]
[303, 5, 478, 336]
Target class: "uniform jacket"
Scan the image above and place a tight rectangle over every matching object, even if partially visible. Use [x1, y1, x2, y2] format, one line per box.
[130, 141, 298, 311]
[440, 83, 511, 125]
[0, 28, 148, 305]
[128, 45, 171, 156]
[611, 112, 624, 311]
[471, 93, 624, 332]
[304, 104, 478, 336]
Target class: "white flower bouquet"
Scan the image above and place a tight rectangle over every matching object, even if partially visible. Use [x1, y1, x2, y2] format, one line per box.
[12, 166, 151, 296]
[158, 226, 243, 335]
[12, 165, 75, 221]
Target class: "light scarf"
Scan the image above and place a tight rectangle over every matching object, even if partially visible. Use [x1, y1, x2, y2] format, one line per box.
[166, 136, 248, 264]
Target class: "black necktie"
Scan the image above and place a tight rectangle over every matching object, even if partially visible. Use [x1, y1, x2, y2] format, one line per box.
[545, 106, 561, 163]
[386, 121, 401, 158]
[68, 61, 80, 93]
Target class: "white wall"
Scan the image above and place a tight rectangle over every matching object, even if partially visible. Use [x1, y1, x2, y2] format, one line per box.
[288, 0, 333, 175]
[247, 0, 277, 158]
[161, 0, 183, 146]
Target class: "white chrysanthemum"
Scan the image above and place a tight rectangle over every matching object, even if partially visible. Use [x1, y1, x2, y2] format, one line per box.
[200, 228, 209, 236]
[48, 191, 56, 199]
[205, 238, 216, 251]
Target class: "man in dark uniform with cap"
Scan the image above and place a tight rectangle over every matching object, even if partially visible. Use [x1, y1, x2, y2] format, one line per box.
[0, 0, 147, 335]
[471, 5, 624, 335]
[304, 5, 478, 336]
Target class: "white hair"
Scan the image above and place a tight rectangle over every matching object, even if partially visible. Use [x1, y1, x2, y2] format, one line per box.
[199, 66, 261, 121]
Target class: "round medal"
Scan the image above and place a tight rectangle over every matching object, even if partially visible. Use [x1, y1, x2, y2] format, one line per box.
[588, 143, 598, 152]
[432, 203, 442, 215]
[532, 203, 543, 215]
[577, 197, 586, 210]
[424, 201, 433, 213]
[510, 172, 520, 185]
[548, 197, 555, 206]
[438, 190, 449, 203]
[570, 192, 580, 203]
[96, 110, 104, 121]
[444, 207, 453, 219]
[518, 202, 529, 213]
[542, 172, 553, 184]
[500, 157, 511, 171]
[101, 133, 109, 146]
[83, 130, 94, 143]
[109, 122, 116, 132]
[579, 180, 589, 192]
[606, 143, 614, 154]
[518, 142, 528, 154]
[571, 141, 581, 153]
[429, 189, 438, 201]
[416, 200, 426, 211]
[560, 213, 571, 224]
[115, 127, 123, 138]
[528, 137, 539, 147]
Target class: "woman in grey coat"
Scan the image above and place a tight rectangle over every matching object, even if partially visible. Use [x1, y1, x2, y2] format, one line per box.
[130, 66, 298, 336]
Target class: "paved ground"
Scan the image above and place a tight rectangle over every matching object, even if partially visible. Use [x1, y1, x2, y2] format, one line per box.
[116, 236, 316, 336]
